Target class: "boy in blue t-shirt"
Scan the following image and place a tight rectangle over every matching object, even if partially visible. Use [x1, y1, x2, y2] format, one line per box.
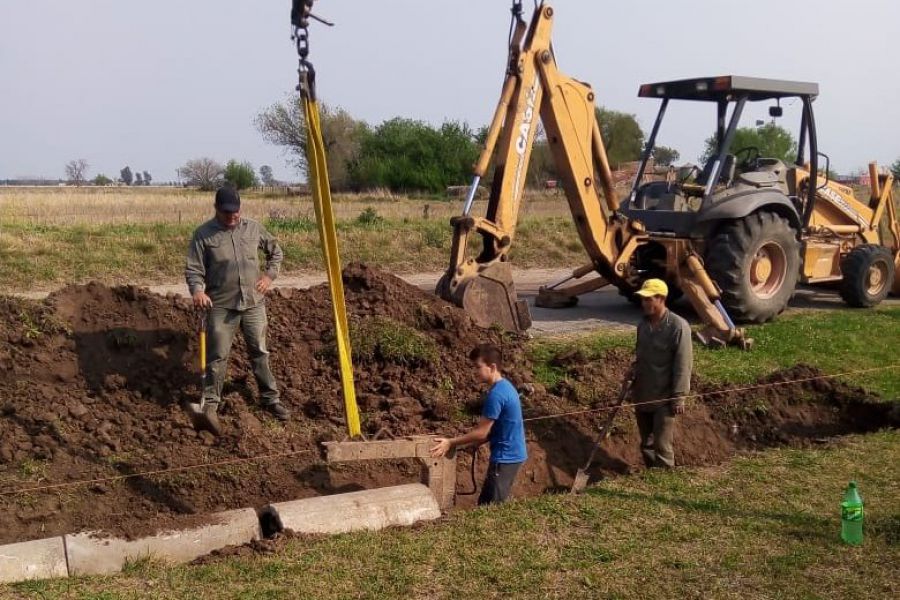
[431, 344, 527, 505]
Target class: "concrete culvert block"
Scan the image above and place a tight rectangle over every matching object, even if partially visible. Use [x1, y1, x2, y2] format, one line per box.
[64, 508, 261, 576]
[262, 484, 441, 536]
[0, 537, 68, 584]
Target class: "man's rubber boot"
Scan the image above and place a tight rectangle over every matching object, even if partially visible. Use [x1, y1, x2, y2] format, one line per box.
[265, 402, 290, 422]
[193, 403, 222, 436]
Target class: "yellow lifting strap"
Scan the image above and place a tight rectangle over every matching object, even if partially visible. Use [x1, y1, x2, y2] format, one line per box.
[302, 96, 362, 438]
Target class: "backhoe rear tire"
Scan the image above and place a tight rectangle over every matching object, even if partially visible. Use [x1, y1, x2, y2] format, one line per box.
[705, 211, 800, 323]
[839, 244, 895, 308]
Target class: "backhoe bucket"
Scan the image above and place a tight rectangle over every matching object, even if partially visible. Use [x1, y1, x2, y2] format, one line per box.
[441, 262, 532, 332]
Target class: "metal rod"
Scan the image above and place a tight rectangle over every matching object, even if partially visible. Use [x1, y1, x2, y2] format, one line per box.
[802, 99, 818, 226]
[463, 175, 482, 215]
[797, 108, 808, 166]
[630, 99, 669, 203]
[714, 299, 736, 331]
[705, 97, 745, 198]
[591, 120, 618, 211]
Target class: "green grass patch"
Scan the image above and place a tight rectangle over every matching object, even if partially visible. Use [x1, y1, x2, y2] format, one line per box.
[350, 316, 438, 366]
[0, 217, 583, 290]
[694, 307, 900, 397]
[15, 431, 898, 599]
[529, 307, 900, 397]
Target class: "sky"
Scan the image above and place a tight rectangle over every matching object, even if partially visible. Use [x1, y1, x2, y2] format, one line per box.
[2, 0, 899, 182]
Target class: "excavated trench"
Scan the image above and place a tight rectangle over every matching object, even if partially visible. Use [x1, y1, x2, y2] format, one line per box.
[0, 264, 896, 546]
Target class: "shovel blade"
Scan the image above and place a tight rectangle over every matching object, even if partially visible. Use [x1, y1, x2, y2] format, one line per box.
[570, 468, 590, 494]
[184, 401, 217, 434]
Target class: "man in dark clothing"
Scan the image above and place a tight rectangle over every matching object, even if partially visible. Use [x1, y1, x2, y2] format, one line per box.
[430, 344, 527, 505]
[185, 187, 289, 434]
[631, 278, 693, 468]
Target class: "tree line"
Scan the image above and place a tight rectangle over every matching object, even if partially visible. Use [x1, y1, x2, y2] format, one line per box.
[62, 160, 154, 187]
[249, 96, 839, 194]
[61, 95, 900, 193]
[252, 96, 670, 194]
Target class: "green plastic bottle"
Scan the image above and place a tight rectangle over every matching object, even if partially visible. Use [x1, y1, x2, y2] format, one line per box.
[840, 481, 864, 546]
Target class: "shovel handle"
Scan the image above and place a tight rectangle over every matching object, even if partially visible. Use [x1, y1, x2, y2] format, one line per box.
[580, 377, 633, 470]
[197, 308, 209, 372]
[199, 330, 206, 372]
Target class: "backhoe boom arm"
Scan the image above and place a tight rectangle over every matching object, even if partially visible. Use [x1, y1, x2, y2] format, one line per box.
[438, 2, 746, 347]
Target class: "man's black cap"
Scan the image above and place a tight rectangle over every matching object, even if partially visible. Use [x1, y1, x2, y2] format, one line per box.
[215, 187, 241, 212]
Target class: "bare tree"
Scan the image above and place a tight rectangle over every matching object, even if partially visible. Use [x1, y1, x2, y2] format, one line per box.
[177, 158, 225, 191]
[142, 171, 152, 185]
[135, 172, 144, 186]
[255, 98, 308, 175]
[255, 96, 367, 189]
[65, 159, 89, 186]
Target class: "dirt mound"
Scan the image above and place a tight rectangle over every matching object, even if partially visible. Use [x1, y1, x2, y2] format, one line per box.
[0, 265, 524, 543]
[0, 265, 895, 545]
[528, 359, 896, 493]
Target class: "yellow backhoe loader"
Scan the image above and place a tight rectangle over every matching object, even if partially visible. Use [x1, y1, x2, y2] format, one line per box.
[437, 1, 899, 346]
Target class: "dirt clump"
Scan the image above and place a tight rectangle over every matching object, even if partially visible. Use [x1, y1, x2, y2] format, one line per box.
[0, 264, 895, 545]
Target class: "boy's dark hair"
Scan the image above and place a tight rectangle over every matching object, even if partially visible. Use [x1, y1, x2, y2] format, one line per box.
[469, 344, 502, 370]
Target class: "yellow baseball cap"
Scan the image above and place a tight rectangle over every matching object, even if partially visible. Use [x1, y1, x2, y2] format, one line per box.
[634, 278, 669, 298]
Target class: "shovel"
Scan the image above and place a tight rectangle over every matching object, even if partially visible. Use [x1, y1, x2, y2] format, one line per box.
[570, 376, 633, 494]
[185, 309, 216, 432]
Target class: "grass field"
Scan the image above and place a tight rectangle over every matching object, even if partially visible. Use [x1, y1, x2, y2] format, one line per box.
[0, 216, 586, 291]
[530, 307, 900, 398]
[5, 306, 898, 599]
[0, 187, 582, 291]
[0, 186, 571, 225]
[1, 185, 897, 292]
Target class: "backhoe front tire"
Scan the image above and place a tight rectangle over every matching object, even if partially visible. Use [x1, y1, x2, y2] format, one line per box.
[839, 244, 895, 308]
[705, 211, 800, 323]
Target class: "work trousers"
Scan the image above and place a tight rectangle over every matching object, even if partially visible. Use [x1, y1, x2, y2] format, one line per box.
[203, 304, 279, 408]
[635, 405, 676, 468]
[478, 461, 523, 506]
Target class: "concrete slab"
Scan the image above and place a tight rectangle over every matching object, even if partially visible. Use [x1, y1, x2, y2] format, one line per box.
[64, 508, 261, 576]
[266, 483, 441, 535]
[0, 536, 68, 584]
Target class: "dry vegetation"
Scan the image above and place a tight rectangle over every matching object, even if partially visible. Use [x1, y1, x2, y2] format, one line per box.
[0, 186, 585, 291]
[0, 186, 573, 225]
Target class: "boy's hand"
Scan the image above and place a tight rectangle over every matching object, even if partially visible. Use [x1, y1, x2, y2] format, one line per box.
[430, 437, 452, 458]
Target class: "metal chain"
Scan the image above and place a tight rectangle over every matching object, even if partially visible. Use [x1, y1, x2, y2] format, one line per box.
[291, 0, 316, 100]
[511, 0, 524, 20]
[290, 0, 335, 100]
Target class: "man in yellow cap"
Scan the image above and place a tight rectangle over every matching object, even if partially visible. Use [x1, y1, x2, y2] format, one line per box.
[630, 278, 693, 468]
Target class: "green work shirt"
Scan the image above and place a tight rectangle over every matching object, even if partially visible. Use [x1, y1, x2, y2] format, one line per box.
[633, 310, 693, 412]
[185, 217, 283, 310]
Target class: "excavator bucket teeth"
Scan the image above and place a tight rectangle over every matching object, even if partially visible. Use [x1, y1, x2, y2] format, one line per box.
[446, 263, 531, 332]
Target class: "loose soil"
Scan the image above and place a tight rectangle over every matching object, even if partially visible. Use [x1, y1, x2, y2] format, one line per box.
[0, 264, 895, 545]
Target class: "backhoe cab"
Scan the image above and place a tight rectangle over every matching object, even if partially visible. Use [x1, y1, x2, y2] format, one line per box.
[624, 76, 900, 322]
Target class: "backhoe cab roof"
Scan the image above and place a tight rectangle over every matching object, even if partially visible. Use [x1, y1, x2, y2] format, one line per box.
[638, 76, 819, 101]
